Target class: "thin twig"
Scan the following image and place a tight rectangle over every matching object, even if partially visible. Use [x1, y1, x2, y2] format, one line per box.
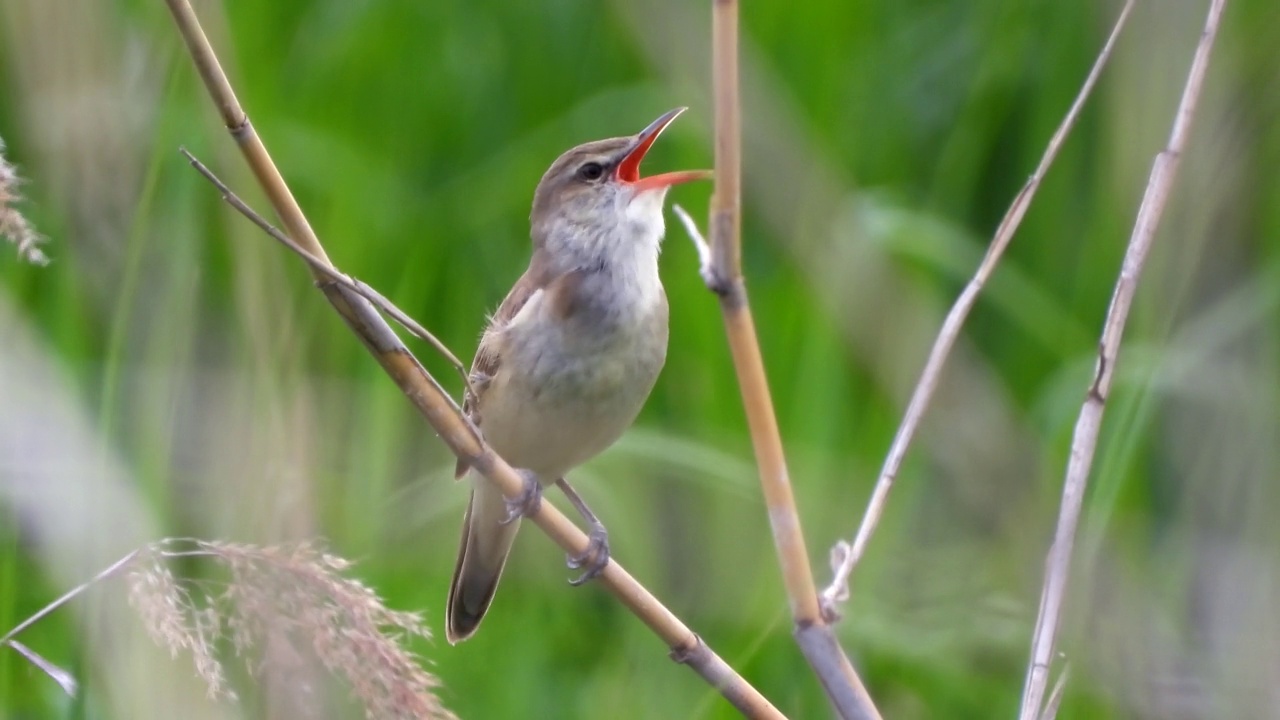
[692, 0, 879, 717]
[819, 0, 1137, 618]
[0, 548, 139, 646]
[1017, 1, 1229, 718]
[179, 147, 473, 396]
[163, 1, 782, 716]
[0, 548, 139, 697]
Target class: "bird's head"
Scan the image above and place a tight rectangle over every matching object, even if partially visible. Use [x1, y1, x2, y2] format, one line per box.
[530, 107, 711, 260]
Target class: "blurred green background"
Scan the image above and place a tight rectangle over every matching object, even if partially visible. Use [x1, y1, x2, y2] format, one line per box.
[3, 0, 1280, 717]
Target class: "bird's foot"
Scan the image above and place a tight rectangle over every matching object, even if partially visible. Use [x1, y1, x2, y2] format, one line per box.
[500, 470, 542, 525]
[566, 522, 609, 586]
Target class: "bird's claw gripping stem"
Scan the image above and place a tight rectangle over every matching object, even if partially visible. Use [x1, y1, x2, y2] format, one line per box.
[501, 470, 542, 525]
[566, 523, 609, 586]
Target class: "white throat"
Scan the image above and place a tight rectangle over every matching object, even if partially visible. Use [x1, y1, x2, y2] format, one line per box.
[542, 186, 668, 307]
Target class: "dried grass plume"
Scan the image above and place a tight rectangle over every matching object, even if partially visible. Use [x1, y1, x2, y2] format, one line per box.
[125, 539, 455, 720]
[0, 538, 454, 719]
[0, 135, 49, 265]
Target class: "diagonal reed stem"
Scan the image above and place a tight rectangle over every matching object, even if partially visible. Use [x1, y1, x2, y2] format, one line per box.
[162, 0, 783, 716]
[820, 0, 1137, 616]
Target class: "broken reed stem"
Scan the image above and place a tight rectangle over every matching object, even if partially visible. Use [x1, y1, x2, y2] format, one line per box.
[0, 549, 140, 647]
[820, 0, 1137, 617]
[162, 0, 782, 716]
[1018, 0, 1229, 717]
[0, 549, 140, 696]
[4, 640, 77, 696]
[704, 0, 878, 718]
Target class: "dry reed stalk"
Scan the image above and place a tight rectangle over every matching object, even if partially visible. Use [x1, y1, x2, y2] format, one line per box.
[671, 0, 880, 717]
[1018, 0, 1230, 717]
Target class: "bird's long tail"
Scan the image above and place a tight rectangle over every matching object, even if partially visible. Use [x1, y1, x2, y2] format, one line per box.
[446, 478, 520, 643]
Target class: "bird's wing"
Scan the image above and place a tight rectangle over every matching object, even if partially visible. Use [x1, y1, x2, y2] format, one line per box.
[455, 253, 557, 478]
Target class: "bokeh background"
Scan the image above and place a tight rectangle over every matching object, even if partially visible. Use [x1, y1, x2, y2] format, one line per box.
[3, 0, 1280, 717]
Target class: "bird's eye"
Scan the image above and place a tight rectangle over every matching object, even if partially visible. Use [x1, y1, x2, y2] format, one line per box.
[577, 162, 605, 181]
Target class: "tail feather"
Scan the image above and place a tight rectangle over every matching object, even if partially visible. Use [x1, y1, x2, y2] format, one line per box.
[446, 480, 520, 643]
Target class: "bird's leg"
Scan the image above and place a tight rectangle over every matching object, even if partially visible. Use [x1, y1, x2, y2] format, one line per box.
[555, 477, 609, 585]
[500, 469, 542, 525]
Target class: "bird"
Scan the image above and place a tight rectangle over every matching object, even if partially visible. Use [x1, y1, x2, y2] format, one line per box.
[446, 107, 711, 643]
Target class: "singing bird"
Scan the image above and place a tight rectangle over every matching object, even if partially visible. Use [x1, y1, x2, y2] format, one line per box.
[447, 108, 711, 643]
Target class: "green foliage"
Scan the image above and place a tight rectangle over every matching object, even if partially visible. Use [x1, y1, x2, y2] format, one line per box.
[2, 0, 1279, 717]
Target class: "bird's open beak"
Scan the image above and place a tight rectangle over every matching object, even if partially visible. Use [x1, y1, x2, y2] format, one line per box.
[616, 107, 713, 193]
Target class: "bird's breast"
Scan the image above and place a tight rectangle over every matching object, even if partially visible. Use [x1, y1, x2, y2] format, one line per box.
[523, 280, 668, 403]
[477, 279, 668, 478]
